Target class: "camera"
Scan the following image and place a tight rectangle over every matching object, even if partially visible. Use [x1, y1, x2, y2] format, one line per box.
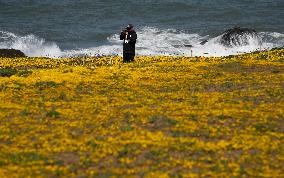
[121, 30, 128, 36]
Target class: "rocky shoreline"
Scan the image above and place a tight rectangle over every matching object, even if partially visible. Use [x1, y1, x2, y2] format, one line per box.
[0, 49, 26, 58]
[0, 45, 283, 59]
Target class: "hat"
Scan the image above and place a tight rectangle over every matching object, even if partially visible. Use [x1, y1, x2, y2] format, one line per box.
[126, 24, 134, 29]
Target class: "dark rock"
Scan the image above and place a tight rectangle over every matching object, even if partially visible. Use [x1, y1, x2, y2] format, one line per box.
[172, 44, 193, 48]
[0, 49, 26, 58]
[271, 46, 284, 51]
[200, 40, 208, 45]
[184, 44, 193, 47]
[220, 27, 259, 47]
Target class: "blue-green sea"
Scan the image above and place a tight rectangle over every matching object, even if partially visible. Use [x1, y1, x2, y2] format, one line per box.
[0, 0, 283, 57]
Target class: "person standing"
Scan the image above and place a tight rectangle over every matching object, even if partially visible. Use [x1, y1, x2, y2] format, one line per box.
[120, 24, 137, 62]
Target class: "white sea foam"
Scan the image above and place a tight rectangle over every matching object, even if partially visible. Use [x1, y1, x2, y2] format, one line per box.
[0, 31, 62, 58]
[64, 27, 284, 57]
[1, 28, 283, 58]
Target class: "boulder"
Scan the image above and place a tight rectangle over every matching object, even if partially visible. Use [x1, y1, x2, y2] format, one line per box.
[200, 40, 208, 45]
[220, 27, 259, 47]
[0, 49, 26, 58]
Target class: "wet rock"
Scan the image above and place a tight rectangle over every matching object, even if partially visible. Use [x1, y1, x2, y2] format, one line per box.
[200, 40, 208, 45]
[220, 27, 259, 47]
[271, 46, 284, 51]
[0, 49, 26, 58]
[184, 44, 193, 47]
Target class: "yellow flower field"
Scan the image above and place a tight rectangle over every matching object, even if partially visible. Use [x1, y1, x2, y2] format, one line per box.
[0, 49, 283, 177]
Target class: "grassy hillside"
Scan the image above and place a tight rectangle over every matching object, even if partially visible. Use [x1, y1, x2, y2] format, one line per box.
[0, 50, 283, 177]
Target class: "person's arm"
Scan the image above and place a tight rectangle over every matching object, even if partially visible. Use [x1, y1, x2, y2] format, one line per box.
[129, 32, 137, 43]
[120, 31, 126, 40]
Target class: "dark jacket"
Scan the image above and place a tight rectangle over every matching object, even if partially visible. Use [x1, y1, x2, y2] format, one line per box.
[120, 30, 137, 54]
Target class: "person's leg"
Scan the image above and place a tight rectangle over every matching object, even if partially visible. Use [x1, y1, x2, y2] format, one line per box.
[123, 52, 128, 63]
[124, 52, 133, 63]
[126, 53, 134, 62]
[123, 52, 135, 63]
[129, 53, 135, 62]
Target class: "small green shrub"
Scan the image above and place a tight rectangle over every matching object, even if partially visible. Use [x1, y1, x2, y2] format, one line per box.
[0, 68, 17, 77]
[17, 70, 33, 77]
[35, 81, 60, 89]
[46, 108, 61, 118]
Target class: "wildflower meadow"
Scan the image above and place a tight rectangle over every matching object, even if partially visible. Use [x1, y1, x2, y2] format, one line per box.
[0, 49, 283, 177]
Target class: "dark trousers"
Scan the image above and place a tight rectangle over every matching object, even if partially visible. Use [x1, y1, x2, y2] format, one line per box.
[123, 52, 135, 63]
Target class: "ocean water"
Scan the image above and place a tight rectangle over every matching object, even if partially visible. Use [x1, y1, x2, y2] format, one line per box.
[0, 0, 283, 58]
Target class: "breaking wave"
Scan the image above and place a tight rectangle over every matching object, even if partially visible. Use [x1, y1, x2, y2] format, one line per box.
[0, 31, 62, 58]
[65, 27, 284, 57]
[1, 27, 283, 58]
